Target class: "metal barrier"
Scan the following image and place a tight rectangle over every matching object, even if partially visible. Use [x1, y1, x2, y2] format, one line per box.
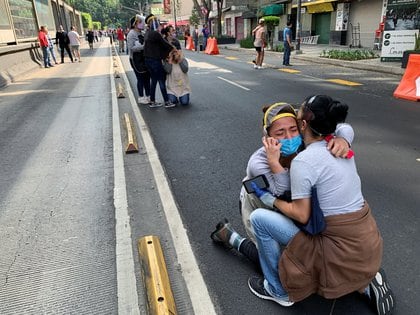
[301, 35, 320, 45]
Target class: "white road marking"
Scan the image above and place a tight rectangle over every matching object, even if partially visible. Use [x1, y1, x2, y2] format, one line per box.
[110, 47, 141, 315]
[120, 55, 217, 315]
[217, 76, 250, 91]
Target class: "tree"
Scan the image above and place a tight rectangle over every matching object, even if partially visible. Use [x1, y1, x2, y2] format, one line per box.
[81, 12, 93, 30]
[189, 10, 200, 26]
[190, 0, 224, 36]
[263, 16, 280, 50]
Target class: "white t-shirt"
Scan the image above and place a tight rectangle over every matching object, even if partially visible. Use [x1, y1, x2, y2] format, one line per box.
[68, 31, 80, 46]
[290, 140, 364, 216]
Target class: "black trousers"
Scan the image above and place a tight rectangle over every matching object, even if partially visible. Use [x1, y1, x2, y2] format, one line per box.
[60, 45, 73, 63]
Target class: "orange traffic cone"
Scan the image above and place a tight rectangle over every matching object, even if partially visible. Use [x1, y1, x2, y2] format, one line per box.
[393, 54, 420, 102]
[186, 36, 195, 51]
[205, 37, 219, 55]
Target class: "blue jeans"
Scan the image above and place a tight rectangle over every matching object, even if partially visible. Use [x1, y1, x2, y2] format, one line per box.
[145, 57, 168, 102]
[283, 42, 291, 65]
[250, 208, 299, 298]
[168, 93, 189, 105]
[130, 59, 150, 97]
[41, 46, 50, 67]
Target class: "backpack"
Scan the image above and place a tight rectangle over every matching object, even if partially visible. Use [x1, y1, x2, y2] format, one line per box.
[132, 33, 147, 73]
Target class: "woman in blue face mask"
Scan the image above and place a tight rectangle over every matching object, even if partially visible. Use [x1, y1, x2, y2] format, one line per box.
[210, 101, 355, 270]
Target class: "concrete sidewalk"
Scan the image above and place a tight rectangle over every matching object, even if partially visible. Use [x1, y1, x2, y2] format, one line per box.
[219, 43, 405, 76]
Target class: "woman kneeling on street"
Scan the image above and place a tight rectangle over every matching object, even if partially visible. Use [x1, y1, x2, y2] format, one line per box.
[248, 95, 395, 315]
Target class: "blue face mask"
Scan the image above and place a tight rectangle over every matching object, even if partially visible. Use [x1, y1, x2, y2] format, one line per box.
[279, 135, 302, 157]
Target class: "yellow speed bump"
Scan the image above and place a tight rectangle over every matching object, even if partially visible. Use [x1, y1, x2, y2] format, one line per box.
[123, 113, 139, 153]
[117, 83, 125, 98]
[326, 78, 362, 86]
[138, 235, 177, 315]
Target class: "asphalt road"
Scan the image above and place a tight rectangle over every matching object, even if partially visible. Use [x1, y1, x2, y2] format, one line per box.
[124, 47, 419, 315]
[0, 42, 418, 315]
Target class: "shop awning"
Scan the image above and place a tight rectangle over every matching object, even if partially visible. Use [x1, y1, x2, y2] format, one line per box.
[292, 0, 336, 13]
[261, 4, 284, 16]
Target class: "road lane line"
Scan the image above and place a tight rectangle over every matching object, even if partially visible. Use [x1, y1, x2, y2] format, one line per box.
[110, 47, 141, 315]
[278, 68, 301, 73]
[225, 56, 238, 60]
[217, 76, 250, 91]
[325, 78, 362, 86]
[120, 54, 217, 315]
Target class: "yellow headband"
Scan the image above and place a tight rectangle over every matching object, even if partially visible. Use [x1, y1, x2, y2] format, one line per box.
[263, 102, 297, 130]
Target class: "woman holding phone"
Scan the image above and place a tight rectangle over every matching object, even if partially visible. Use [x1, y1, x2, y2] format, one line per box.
[211, 102, 354, 267]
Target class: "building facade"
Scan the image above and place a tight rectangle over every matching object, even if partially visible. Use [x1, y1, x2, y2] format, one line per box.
[212, 0, 419, 49]
[0, 0, 83, 45]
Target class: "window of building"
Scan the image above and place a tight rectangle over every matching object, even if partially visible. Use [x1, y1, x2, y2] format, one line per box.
[9, 0, 38, 39]
[34, 0, 55, 33]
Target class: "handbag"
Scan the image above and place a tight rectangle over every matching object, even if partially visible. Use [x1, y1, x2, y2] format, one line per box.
[295, 187, 326, 235]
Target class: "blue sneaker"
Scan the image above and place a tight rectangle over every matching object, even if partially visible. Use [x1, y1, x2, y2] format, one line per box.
[248, 276, 294, 307]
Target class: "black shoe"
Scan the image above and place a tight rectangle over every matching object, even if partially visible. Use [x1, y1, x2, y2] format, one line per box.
[210, 218, 234, 248]
[252, 59, 256, 64]
[248, 276, 294, 307]
[369, 269, 395, 315]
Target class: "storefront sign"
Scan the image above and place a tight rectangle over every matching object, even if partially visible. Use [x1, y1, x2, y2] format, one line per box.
[335, 3, 350, 31]
[381, 30, 419, 61]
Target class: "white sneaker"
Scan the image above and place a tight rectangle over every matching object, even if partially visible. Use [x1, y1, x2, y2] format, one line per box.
[258, 66, 263, 69]
[138, 96, 149, 104]
[254, 64, 258, 69]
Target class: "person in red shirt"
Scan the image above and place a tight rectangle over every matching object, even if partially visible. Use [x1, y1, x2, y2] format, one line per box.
[117, 26, 125, 53]
[38, 26, 53, 68]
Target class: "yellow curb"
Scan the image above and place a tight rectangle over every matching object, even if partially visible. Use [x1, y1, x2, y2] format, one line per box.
[325, 78, 362, 86]
[117, 83, 125, 98]
[138, 236, 177, 315]
[123, 113, 139, 153]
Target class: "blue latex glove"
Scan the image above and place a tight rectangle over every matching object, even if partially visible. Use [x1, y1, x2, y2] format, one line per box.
[251, 182, 276, 208]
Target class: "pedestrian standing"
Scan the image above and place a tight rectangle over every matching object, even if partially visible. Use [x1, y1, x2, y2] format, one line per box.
[202, 24, 210, 50]
[56, 25, 74, 63]
[68, 26, 81, 62]
[184, 26, 190, 48]
[38, 26, 53, 68]
[252, 19, 266, 69]
[45, 27, 58, 65]
[127, 15, 151, 105]
[144, 14, 176, 108]
[192, 25, 199, 52]
[87, 29, 94, 50]
[117, 26, 125, 53]
[283, 21, 293, 66]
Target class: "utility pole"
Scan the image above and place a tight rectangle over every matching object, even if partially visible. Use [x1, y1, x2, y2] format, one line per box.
[173, 0, 177, 29]
[295, 0, 302, 54]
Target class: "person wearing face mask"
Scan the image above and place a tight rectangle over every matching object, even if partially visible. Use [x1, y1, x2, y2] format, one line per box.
[144, 14, 177, 108]
[248, 95, 394, 315]
[210, 102, 354, 269]
[127, 15, 151, 105]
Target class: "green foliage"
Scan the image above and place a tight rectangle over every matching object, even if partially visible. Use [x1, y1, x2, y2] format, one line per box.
[320, 49, 379, 60]
[274, 43, 284, 52]
[263, 16, 280, 29]
[81, 12, 93, 29]
[189, 10, 200, 26]
[240, 36, 254, 48]
[92, 21, 101, 30]
[415, 33, 420, 51]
